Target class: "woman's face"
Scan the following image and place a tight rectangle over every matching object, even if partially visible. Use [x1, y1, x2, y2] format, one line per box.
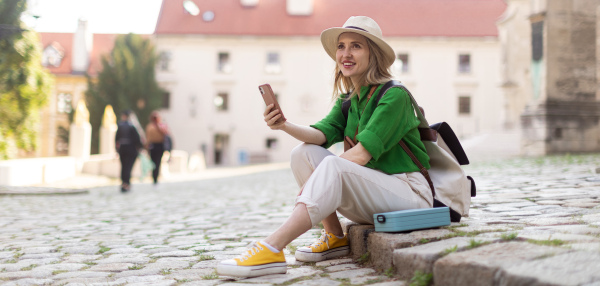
[336, 32, 370, 83]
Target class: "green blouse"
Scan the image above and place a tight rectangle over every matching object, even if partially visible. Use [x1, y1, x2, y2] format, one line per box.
[311, 84, 430, 174]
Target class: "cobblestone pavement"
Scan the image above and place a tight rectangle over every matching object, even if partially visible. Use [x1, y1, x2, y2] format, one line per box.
[0, 154, 599, 286]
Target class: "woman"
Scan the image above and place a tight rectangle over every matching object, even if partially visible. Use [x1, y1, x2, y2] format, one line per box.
[217, 16, 432, 278]
[145, 111, 170, 185]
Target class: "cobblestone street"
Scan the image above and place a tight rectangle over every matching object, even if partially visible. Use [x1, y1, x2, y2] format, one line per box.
[1, 154, 600, 286]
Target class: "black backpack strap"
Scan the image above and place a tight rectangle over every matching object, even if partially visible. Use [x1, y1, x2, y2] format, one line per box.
[374, 80, 404, 105]
[342, 93, 352, 122]
[341, 97, 351, 122]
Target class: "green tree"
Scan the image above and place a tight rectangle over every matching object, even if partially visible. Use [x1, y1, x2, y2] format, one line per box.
[86, 33, 164, 154]
[0, 0, 53, 159]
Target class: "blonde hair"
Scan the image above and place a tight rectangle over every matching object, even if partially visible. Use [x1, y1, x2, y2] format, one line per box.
[331, 36, 393, 100]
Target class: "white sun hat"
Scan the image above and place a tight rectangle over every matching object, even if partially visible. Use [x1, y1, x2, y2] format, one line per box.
[320, 16, 396, 68]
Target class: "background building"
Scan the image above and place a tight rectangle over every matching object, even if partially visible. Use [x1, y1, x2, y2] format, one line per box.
[38, 19, 119, 157]
[153, 0, 507, 167]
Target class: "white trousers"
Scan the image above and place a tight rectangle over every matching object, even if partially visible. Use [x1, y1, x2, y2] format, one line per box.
[292, 143, 433, 225]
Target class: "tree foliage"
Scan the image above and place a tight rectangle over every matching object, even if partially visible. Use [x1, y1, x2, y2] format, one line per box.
[0, 0, 53, 159]
[86, 33, 164, 154]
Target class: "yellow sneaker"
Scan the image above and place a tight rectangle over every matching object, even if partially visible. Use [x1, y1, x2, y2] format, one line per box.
[217, 241, 287, 278]
[295, 230, 350, 262]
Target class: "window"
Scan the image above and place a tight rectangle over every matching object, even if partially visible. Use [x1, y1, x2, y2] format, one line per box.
[162, 92, 170, 109]
[458, 96, 471, 115]
[57, 93, 72, 113]
[396, 53, 409, 73]
[265, 52, 281, 74]
[531, 21, 544, 61]
[42, 45, 64, 67]
[189, 95, 196, 117]
[158, 51, 171, 71]
[214, 92, 228, 111]
[218, 52, 232, 73]
[266, 138, 278, 149]
[458, 54, 471, 74]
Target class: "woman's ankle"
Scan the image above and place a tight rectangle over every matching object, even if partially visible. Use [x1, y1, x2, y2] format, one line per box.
[262, 238, 284, 252]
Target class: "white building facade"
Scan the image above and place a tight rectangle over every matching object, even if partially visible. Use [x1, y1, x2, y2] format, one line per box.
[153, 0, 507, 166]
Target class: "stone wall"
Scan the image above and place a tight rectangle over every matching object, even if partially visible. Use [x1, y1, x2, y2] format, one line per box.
[521, 0, 600, 155]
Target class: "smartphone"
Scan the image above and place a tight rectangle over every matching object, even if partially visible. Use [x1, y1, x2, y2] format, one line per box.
[259, 84, 286, 124]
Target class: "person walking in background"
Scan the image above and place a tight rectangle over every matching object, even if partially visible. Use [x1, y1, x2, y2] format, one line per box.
[145, 111, 171, 185]
[115, 110, 142, 193]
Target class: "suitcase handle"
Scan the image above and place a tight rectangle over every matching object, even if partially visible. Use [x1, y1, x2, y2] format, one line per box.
[376, 215, 386, 223]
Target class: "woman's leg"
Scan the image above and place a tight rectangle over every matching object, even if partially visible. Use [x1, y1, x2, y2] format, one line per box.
[297, 155, 433, 226]
[263, 203, 312, 251]
[290, 143, 343, 235]
[290, 143, 335, 188]
[150, 144, 164, 184]
[320, 212, 344, 237]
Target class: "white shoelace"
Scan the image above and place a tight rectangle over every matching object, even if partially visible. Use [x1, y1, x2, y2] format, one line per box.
[239, 242, 264, 261]
[310, 229, 332, 249]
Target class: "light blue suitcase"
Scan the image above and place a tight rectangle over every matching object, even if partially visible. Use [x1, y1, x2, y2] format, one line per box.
[373, 207, 451, 232]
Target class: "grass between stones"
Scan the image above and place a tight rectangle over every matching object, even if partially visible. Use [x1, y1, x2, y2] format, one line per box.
[440, 223, 497, 240]
[302, 261, 327, 272]
[526, 238, 566, 247]
[97, 246, 111, 254]
[197, 254, 215, 261]
[384, 266, 395, 278]
[467, 239, 490, 249]
[357, 252, 370, 265]
[201, 271, 219, 279]
[362, 277, 387, 284]
[52, 270, 68, 275]
[128, 264, 144, 270]
[500, 232, 519, 241]
[440, 245, 458, 257]
[286, 244, 298, 255]
[409, 270, 433, 286]
[20, 264, 37, 271]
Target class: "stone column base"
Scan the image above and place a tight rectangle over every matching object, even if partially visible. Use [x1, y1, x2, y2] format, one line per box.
[521, 99, 600, 156]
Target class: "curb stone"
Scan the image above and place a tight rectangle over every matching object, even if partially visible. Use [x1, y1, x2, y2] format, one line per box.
[0, 186, 88, 195]
[366, 229, 452, 271]
[501, 251, 600, 286]
[433, 242, 570, 286]
[392, 236, 496, 279]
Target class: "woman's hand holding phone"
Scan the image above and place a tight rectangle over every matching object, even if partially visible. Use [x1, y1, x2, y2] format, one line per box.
[260, 84, 286, 130]
[263, 103, 286, 130]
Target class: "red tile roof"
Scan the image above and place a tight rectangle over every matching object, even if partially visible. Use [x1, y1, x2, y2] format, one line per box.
[39, 33, 120, 76]
[154, 0, 507, 37]
[88, 34, 119, 76]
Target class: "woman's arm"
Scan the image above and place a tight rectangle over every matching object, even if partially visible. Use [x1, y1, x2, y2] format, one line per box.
[264, 104, 326, 145]
[340, 142, 372, 165]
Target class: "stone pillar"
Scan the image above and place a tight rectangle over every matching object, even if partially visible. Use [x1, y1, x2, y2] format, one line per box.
[99, 105, 117, 154]
[69, 100, 91, 165]
[521, 0, 600, 155]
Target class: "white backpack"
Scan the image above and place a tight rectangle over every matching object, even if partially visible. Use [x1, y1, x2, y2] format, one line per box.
[383, 81, 475, 222]
[341, 80, 476, 222]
